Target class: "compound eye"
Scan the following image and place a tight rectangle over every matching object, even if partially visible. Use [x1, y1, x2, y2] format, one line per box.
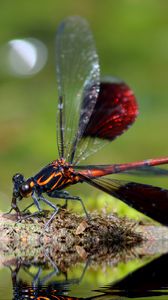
[20, 183, 32, 197]
[12, 173, 24, 183]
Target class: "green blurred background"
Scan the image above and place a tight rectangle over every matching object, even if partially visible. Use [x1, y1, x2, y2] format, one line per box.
[1, 0, 168, 216]
[1, 1, 168, 298]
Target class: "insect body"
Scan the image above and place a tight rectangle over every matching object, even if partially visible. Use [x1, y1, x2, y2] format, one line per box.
[11, 159, 87, 225]
[10, 16, 168, 226]
[34, 159, 79, 192]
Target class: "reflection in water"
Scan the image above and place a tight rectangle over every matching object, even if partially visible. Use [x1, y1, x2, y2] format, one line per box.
[98, 252, 168, 298]
[9, 258, 92, 299]
[4, 250, 168, 299]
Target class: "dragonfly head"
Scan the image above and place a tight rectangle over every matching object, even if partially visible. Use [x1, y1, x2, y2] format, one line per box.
[13, 173, 34, 198]
[11, 173, 34, 215]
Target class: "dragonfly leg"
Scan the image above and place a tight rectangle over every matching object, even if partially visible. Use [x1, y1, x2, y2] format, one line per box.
[22, 193, 68, 213]
[32, 192, 42, 212]
[47, 190, 90, 220]
[5, 195, 22, 219]
[71, 195, 90, 220]
[47, 190, 71, 209]
[38, 194, 59, 228]
[16, 192, 43, 222]
[22, 201, 36, 213]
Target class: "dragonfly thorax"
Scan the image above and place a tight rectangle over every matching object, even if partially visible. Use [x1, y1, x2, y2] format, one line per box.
[33, 159, 79, 193]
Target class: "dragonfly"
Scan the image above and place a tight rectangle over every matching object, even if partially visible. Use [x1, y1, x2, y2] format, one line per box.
[9, 16, 168, 227]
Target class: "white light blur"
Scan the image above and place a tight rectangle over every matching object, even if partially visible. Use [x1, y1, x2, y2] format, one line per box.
[7, 38, 48, 76]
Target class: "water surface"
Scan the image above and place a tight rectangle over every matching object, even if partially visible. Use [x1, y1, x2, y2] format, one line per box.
[1, 241, 168, 300]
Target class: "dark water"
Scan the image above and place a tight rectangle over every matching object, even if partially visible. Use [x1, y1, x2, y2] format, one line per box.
[1, 242, 168, 300]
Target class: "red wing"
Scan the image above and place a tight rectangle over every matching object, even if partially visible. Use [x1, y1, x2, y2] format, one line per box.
[80, 175, 168, 226]
[73, 79, 139, 164]
[83, 79, 138, 140]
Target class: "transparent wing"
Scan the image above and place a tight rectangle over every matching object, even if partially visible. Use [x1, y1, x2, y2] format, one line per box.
[56, 16, 100, 161]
